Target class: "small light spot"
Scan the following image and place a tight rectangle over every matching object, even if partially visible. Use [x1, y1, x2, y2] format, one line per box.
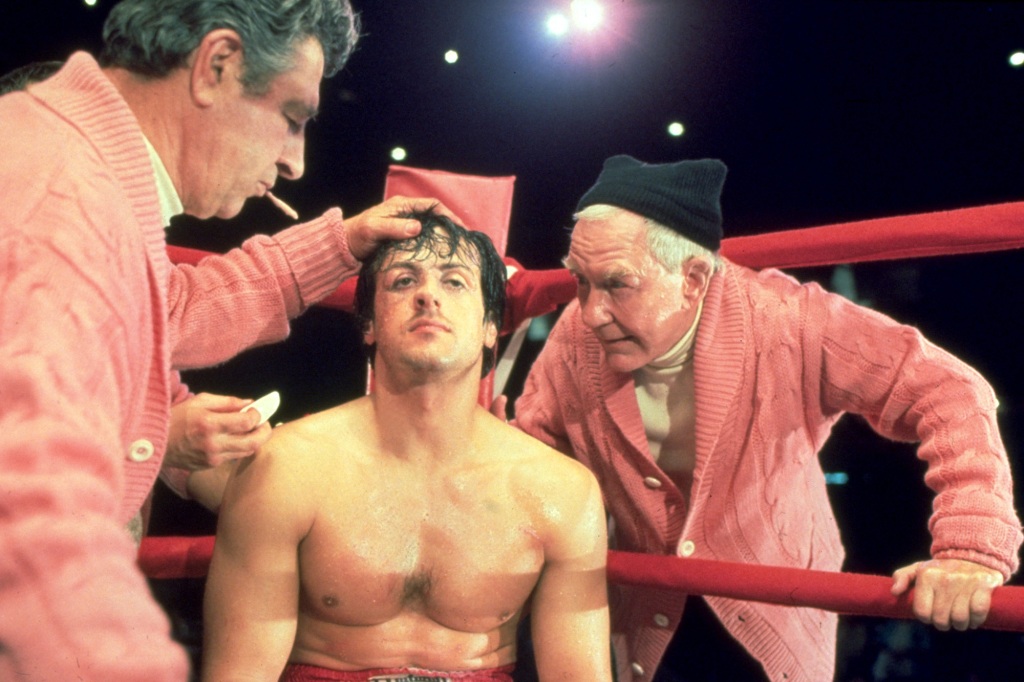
[546, 13, 570, 37]
[445, 49, 459, 64]
[391, 147, 407, 162]
[668, 121, 685, 137]
[1010, 52, 1024, 67]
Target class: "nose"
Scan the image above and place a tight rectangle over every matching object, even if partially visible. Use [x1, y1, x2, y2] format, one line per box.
[415, 280, 441, 310]
[578, 288, 611, 329]
[276, 135, 306, 181]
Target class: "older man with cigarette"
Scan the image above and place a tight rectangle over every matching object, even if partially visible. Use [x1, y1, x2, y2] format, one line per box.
[0, 1, 450, 679]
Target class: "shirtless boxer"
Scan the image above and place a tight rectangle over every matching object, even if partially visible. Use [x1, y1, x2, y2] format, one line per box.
[201, 209, 612, 681]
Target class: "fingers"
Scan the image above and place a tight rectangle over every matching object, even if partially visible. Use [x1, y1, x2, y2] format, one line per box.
[897, 560, 1002, 632]
[215, 421, 273, 461]
[890, 563, 918, 596]
[344, 196, 465, 260]
[174, 395, 274, 469]
[192, 391, 253, 413]
[968, 585, 994, 630]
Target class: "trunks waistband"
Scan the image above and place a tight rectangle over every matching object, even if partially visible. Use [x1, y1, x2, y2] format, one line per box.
[280, 662, 516, 682]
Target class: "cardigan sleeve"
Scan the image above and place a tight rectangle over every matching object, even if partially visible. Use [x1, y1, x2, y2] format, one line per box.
[804, 279, 1023, 578]
[167, 207, 359, 370]
[0, 149, 189, 679]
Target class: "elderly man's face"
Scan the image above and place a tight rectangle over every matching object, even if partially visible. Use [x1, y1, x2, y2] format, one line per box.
[565, 211, 702, 373]
[184, 36, 323, 219]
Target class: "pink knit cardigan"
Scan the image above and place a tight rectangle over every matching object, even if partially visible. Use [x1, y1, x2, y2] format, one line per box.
[516, 260, 1022, 682]
[0, 53, 358, 680]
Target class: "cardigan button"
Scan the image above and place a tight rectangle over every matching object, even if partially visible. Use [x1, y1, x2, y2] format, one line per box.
[643, 476, 662, 489]
[127, 439, 154, 462]
[653, 613, 671, 628]
[630, 662, 645, 677]
[680, 540, 696, 557]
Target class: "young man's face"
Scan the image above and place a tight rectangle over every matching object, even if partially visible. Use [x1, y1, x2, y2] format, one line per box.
[365, 241, 498, 379]
[184, 36, 323, 219]
[565, 210, 700, 373]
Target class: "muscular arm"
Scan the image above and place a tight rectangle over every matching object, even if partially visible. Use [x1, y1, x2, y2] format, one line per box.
[530, 462, 612, 681]
[201, 436, 312, 681]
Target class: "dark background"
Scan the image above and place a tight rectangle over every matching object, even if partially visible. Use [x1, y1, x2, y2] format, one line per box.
[5, 1, 1024, 679]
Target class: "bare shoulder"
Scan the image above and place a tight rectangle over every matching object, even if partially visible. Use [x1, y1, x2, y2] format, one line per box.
[482, 412, 603, 520]
[495, 416, 594, 479]
[226, 397, 373, 508]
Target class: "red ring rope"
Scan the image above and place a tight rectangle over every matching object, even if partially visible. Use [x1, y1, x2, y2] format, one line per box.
[151, 200, 1024, 629]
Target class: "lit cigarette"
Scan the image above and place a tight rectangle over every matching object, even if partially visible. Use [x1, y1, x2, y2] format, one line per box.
[266, 190, 299, 220]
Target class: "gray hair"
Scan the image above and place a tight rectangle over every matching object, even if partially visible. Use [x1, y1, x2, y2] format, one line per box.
[99, 0, 359, 94]
[574, 204, 722, 273]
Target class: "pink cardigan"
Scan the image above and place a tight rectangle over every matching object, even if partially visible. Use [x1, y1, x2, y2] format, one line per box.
[0, 53, 359, 680]
[516, 260, 1022, 681]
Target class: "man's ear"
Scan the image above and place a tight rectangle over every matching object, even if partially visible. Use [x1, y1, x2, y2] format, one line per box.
[483, 317, 499, 352]
[681, 257, 713, 304]
[190, 28, 245, 106]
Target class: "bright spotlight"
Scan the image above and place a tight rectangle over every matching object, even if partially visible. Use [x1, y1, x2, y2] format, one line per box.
[390, 147, 407, 162]
[546, 13, 570, 37]
[571, 0, 605, 32]
[84, 0, 98, 6]
[668, 121, 685, 137]
[1010, 52, 1024, 67]
[444, 49, 459, 64]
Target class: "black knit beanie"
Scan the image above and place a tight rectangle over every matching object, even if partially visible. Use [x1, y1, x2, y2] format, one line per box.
[575, 155, 728, 251]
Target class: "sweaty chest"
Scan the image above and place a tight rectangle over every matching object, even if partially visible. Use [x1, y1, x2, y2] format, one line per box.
[298, 482, 544, 631]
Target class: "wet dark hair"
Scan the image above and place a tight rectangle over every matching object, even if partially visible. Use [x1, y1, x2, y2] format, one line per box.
[99, 0, 359, 95]
[355, 208, 506, 378]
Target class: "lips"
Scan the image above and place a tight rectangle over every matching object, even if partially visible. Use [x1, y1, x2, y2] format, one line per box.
[599, 334, 633, 346]
[409, 318, 451, 333]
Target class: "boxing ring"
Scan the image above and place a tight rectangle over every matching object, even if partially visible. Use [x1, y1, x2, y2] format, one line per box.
[147, 173, 1024, 631]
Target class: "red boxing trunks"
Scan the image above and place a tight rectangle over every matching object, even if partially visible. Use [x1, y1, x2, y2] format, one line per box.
[279, 663, 516, 682]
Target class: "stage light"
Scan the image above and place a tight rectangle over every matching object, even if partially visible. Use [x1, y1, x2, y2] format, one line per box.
[546, 12, 570, 37]
[667, 121, 685, 137]
[1010, 51, 1024, 67]
[84, 0, 98, 6]
[571, 0, 604, 32]
[390, 147, 407, 162]
[444, 50, 459, 65]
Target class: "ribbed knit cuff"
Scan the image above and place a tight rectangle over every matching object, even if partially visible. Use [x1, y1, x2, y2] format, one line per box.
[931, 514, 1023, 579]
[272, 207, 360, 307]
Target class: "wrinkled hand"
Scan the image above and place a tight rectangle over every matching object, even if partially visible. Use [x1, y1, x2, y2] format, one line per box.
[166, 392, 273, 471]
[891, 558, 1003, 631]
[344, 195, 461, 260]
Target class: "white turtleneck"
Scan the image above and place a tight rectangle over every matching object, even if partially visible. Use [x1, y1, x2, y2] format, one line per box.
[143, 136, 183, 228]
[632, 301, 703, 494]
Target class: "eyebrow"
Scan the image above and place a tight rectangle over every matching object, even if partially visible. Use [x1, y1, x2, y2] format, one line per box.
[381, 261, 476, 277]
[562, 257, 636, 281]
[284, 100, 319, 122]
